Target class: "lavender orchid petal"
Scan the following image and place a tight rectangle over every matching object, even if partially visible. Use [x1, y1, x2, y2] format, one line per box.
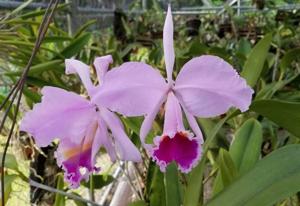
[163, 5, 175, 82]
[100, 108, 142, 162]
[97, 116, 117, 162]
[93, 55, 113, 84]
[20, 87, 95, 147]
[65, 59, 95, 95]
[180, 102, 204, 144]
[21, 56, 142, 188]
[140, 93, 167, 145]
[174, 55, 254, 117]
[93, 62, 168, 116]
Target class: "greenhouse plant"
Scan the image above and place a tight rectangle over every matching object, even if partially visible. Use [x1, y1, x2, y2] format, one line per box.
[1, 0, 300, 206]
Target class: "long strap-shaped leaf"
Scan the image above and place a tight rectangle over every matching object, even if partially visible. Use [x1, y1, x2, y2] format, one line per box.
[241, 33, 272, 87]
[206, 144, 300, 206]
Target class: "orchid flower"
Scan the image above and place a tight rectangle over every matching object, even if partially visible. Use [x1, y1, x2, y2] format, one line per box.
[20, 55, 141, 188]
[93, 6, 253, 173]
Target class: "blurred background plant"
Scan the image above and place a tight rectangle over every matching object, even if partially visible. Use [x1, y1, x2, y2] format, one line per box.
[1, 0, 300, 206]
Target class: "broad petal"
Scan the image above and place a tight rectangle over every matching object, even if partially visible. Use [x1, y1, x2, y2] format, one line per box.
[93, 62, 168, 116]
[151, 131, 202, 173]
[140, 93, 167, 145]
[65, 59, 94, 96]
[100, 108, 141, 162]
[97, 116, 117, 162]
[179, 100, 204, 144]
[163, 5, 175, 82]
[163, 92, 184, 135]
[174, 55, 254, 117]
[55, 120, 100, 188]
[20, 87, 95, 147]
[93, 55, 113, 84]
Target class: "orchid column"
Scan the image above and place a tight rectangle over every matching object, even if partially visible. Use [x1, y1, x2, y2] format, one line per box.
[94, 6, 253, 172]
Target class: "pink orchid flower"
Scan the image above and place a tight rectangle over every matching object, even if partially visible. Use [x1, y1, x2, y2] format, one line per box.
[20, 55, 141, 188]
[93, 6, 253, 173]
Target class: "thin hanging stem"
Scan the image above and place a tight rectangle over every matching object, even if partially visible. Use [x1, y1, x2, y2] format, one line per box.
[30, 179, 103, 206]
[0, 1, 59, 205]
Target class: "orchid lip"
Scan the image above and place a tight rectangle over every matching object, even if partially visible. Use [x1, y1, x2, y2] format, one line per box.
[151, 131, 202, 173]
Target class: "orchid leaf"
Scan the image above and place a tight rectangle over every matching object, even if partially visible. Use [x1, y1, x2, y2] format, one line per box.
[280, 47, 300, 72]
[206, 145, 300, 206]
[54, 174, 65, 206]
[165, 163, 181, 206]
[250, 100, 300, 137]
[74, 20, 97, 38]
[71, 193, 88, 206]
[57, 33, 91, 59]
[184, 114, 232, 206]
[229, 119, 263, 174]
[5, 60, 63, 76]
[241, 33, 272, 87]
[0, 175, 18, 205]
[129, 200, 148, 206]
[81, 175, 114, 189]
[218, 149, 238, 188]
[0, 153, 18, 172]
[149, 164, 166, 206]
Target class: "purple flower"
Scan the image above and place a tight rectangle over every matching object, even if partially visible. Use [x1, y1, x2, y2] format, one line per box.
[20, 55, 141, 188]
[93, 6, 253, 172]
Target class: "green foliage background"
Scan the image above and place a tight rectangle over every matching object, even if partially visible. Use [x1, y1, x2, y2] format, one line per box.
[1, 1, 300, 206]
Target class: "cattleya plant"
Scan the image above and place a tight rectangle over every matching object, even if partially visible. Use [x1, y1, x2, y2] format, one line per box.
[21, 5, 253, 190]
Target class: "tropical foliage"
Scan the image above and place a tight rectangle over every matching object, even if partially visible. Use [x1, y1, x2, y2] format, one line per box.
[1, 1, 300, 206]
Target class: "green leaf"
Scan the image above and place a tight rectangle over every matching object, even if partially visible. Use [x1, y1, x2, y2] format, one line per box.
[5, 60, 63, 76]
[149, 165, 166, 206]
[74, 20, 97, 38]
[25, 76, 67, 89]
[0, 175, 17, 205]
[164, 163, 181, 206]
[0, 154, 27, 182]
[19, 4, 68, 19]
[250, 100, 300, 137]
[206, 145, 300, 206]
[184, 113, 233, 206]
[0, 153, 18, 172]
[218, 149, 238, 187]
[241, 33, 272, 87]
[70, 193, 88, 206]
[128, 200, 148, 206]
[5, 0, 33, 19]
[255, 73, 299, 100]
[122, 117, 143, 136]
[81, 175, 114, 189]
[229, 119, 263, 174]
[57, 33, 91, 59]
[280, 47, 300, 72]
[212, 173, 223, 196]
[54, 174, 65, 206]
[28, 36, 72, 43]
[236, 38, 252, 57]
[0, 95, 16, 120]
[23, 88, 41, 106]
[122, 117, 160, 144]
[0, 40, 63, 57]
